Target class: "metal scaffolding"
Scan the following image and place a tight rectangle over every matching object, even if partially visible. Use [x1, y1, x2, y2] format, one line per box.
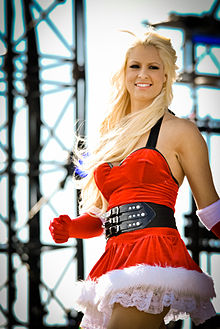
[0, 0, 86, 327]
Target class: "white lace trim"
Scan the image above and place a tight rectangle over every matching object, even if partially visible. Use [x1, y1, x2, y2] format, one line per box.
[108, 287, 216, 324]
[79, 286, 216, 329]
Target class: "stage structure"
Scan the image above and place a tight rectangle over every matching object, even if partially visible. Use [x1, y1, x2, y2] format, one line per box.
[144, 1, 220, 328]
[0, 0, 86, 327]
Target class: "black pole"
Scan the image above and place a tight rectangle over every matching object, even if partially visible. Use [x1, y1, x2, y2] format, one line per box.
[74, 0, 86, 281]
[23, 1, 45, 326]
[5, 1, 16, 327]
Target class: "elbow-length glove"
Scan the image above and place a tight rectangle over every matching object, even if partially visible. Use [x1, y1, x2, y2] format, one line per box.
[49, 213, 104, 243]
[196, 199, 220, 239]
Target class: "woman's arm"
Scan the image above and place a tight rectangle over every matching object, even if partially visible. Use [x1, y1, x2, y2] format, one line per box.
[176, 119, 219, 237]
[176, 119, 218, 208]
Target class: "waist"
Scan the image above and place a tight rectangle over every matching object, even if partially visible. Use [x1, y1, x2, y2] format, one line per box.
[103, 202, 177, 240]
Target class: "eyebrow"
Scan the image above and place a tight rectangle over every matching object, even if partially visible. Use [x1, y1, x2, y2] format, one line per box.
[127, 60, 162, 66]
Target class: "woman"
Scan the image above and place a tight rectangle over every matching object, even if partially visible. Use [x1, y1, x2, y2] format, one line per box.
[49, 30, 220, 329]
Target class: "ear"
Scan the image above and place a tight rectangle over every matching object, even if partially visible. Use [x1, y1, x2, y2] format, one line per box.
[163, 74, 167, 84]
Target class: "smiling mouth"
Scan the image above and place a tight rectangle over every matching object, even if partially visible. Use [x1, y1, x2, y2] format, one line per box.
[135, 83, 152, 87]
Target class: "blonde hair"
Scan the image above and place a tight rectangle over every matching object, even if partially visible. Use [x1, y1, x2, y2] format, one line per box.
[74, 29, 178, 215]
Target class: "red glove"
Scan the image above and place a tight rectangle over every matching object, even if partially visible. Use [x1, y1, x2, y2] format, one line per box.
[211, 221, 220, 239]
[49, 213, 104, 243]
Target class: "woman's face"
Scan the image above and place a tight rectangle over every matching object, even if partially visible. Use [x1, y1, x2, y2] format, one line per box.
[125, 44, 166, 112]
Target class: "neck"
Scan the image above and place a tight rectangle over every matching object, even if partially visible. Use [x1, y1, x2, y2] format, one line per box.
[130, 99, 153, 113]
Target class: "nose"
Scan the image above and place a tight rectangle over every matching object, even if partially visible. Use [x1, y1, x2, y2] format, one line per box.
[138, 67, 149, 79]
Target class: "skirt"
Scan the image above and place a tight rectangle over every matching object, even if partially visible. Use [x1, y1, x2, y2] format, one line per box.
[73, 227, 216, 329]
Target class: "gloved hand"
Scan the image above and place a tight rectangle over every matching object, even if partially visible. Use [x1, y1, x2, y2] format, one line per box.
[211, 221, 220, 239]
[49, 213, 104, 243]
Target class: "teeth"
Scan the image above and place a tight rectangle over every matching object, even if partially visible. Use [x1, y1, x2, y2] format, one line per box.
[136, 83, 151, 87]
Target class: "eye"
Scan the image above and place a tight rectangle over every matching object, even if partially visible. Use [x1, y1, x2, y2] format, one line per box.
[129, 64, 140, 69]
[149, 65, 159, 70]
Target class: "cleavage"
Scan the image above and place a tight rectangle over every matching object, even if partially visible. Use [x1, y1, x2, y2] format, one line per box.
[109, 133, 150, 168]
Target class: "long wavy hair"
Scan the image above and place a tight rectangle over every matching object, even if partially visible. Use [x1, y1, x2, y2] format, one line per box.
[74, 29, 178, 215]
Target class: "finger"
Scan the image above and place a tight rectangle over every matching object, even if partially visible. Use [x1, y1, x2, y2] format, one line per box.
[50, 222, 68, 231]
[59, 215, 71, 224]
[51, 233, 68, 241]
[52, 218, 62, 225]
[53, 238, 68, 243]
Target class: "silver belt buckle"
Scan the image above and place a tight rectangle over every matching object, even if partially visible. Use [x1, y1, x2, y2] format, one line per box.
[110, 216, 119, 224]
[109, 225, 120, 235]
[115, 206, 119, 215]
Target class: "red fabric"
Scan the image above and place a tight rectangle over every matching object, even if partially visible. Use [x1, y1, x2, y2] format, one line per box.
[94, 148, 179, 212]
[88, 227, 202, 281]
[211, 221, 220, 239]
[49, 213, 103, 243]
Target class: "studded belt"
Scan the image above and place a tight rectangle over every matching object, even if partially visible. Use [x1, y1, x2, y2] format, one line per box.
[103, 202, 177, 239]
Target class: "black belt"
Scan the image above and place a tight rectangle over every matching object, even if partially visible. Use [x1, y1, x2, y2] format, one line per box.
[103, 202, 177, 239]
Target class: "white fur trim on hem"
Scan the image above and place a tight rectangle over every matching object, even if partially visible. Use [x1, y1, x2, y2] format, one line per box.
[72, 265, 216, 328]
[95, 265, 216, 300]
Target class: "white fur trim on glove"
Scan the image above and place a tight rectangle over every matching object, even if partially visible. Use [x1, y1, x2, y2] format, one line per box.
[196, 199, 220, 230]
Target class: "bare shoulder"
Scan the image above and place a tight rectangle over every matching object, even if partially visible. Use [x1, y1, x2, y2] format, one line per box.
[164, 112, 198, 132]
[163, 112, 206, 150]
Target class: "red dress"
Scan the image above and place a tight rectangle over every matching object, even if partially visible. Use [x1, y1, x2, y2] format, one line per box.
[73, 116, 216, 329]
